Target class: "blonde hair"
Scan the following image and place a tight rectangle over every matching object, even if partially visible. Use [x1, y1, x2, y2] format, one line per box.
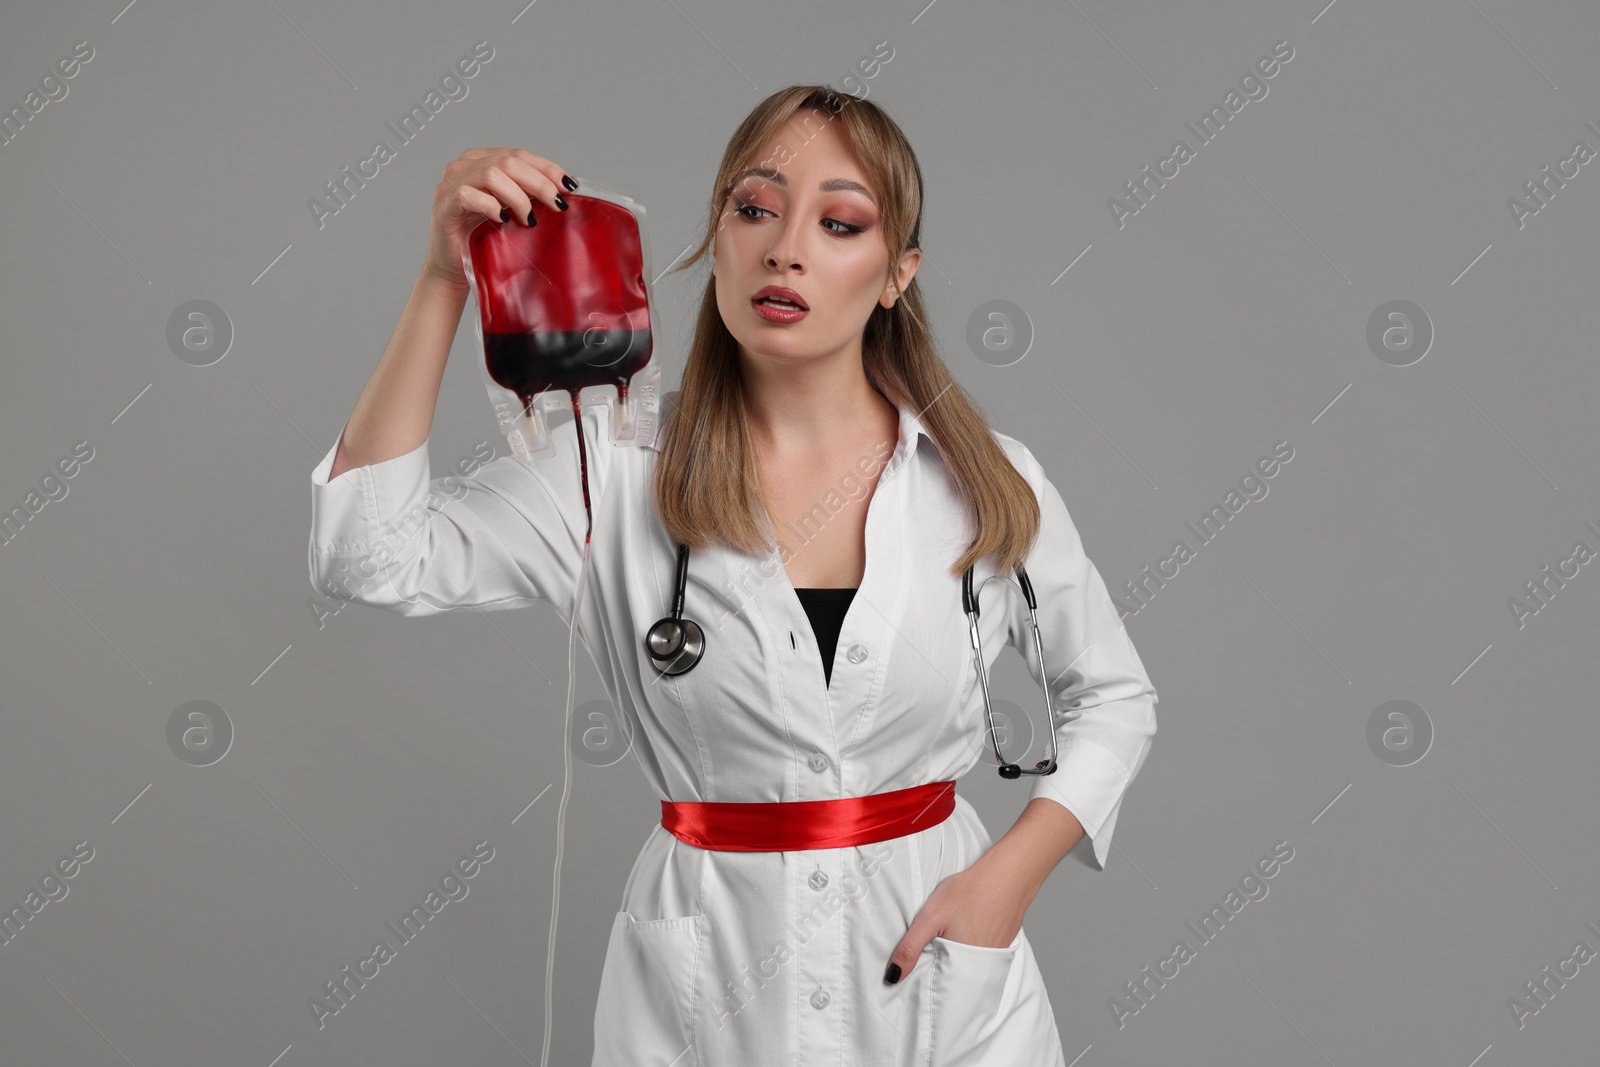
[651, 84, 1040, 577]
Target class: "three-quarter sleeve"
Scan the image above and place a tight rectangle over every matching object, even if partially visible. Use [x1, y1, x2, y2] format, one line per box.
[1000, 440, 1158, 871]
[307, 414, 596, 622]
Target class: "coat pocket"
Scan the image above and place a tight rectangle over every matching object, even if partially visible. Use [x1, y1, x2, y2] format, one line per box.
[592, 910, 705, 1067]
[926, 929, 1024, 1067]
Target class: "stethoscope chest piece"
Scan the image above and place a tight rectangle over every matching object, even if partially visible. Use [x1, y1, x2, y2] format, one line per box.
[646, 616, 704, 675]
[646, 542, 705, 675]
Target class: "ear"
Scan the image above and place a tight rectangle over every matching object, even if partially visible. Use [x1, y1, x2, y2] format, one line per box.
[880, 247, 921, 308]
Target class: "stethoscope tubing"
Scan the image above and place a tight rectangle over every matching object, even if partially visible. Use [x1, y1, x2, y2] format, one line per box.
[647, 543, 1063, 779]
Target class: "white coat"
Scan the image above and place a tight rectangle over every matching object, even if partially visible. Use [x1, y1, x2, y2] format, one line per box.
[308, 392, 1158, 1066]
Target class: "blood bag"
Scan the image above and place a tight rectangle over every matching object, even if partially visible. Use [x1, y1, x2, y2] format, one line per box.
[462, 177, 663, 466]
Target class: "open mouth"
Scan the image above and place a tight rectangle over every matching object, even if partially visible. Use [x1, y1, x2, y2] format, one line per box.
[752, 286, 809, 312]
[751, 289, 809, 321]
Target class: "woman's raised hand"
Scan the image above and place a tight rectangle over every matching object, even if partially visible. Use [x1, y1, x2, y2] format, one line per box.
[423, 147, 578, 289]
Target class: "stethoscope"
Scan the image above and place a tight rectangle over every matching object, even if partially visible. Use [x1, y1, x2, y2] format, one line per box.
[645, 542, 1063, 779]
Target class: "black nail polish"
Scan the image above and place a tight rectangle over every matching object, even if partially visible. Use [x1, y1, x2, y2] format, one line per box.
[499, 207, 510, 222]
[527, 208, 537, 227]
[883, 963, 901, 985]
[555, 194, 568, 211]
[562, 174, 577, 192]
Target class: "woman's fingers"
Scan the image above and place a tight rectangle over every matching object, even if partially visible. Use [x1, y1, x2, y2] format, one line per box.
[451, 150, 572, 224]
[495, 154, 568, 216]
[476, 163, 539, 225]
[426, 146, 576, 289]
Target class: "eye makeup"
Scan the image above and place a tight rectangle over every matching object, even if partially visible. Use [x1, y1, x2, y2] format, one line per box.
[730, 196, 870, 236]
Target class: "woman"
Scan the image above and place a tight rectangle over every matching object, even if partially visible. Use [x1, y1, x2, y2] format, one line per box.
[309, 84, 1158, 1067]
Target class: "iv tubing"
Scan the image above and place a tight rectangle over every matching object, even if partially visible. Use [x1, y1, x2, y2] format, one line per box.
[539, 396, 595, 1067]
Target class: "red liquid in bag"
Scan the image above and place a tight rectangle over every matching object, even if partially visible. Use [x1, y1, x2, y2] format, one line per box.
[467, 193, 655, 545]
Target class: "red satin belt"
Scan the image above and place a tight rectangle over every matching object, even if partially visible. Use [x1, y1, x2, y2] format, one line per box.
[659, 780, 957, 852]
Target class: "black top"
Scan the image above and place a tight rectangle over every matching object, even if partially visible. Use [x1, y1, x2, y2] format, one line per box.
[794, 587, 856, 688]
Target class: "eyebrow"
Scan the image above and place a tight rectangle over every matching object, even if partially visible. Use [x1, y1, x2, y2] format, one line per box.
[736, 166, 877, 206]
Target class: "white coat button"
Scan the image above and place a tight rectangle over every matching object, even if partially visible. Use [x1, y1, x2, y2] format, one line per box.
[808, 869, 829, 891]
[810, 988, 831, 1009]
[808, 752, 830, 773]
[847, 643, 868, 664]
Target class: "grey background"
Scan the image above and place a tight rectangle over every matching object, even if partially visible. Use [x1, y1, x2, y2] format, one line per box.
[2, 0, 1597, 1064]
